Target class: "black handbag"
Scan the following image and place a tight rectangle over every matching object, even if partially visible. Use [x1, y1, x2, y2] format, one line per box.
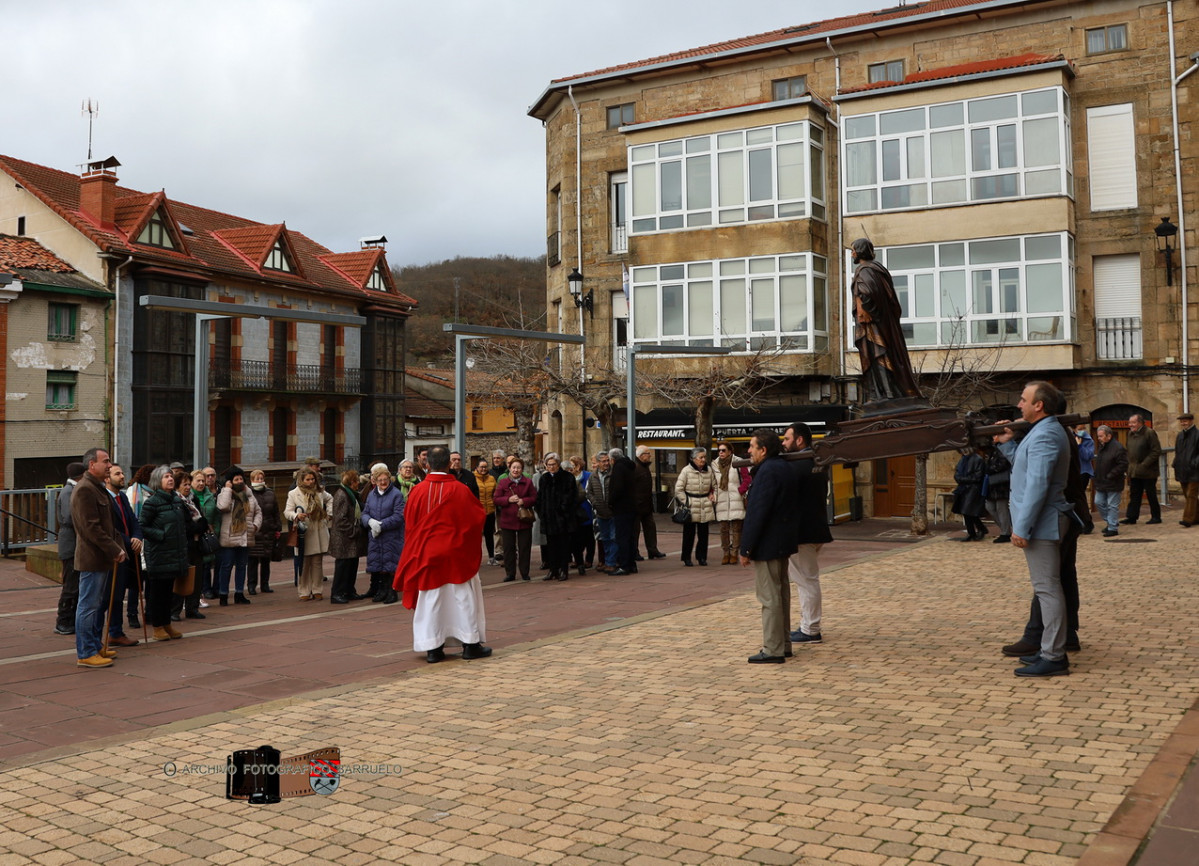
[198, 530, 221, 556]
[671, 501, 691, 524]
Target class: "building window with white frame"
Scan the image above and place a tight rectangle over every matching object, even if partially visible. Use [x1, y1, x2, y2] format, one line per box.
[610, 171, 628, 253]
[136, 209, 176, 249]
[629, 253, 827, 353]
[264, 238, 293, 272]
[628, 119, 826, 234]
[1086, 24, 1128, 55]
[1086, 103, 1137, 211]
[875, 232, 1075, 349]
[843, 87, 1072, 215]
[868, 60, 905, 84]
[1092, 253, 1142, 360]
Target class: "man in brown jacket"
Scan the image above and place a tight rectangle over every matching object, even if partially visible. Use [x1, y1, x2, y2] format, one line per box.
[71, 448, 127, 668]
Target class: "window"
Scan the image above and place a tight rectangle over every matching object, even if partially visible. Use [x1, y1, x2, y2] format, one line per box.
[136, 209, 176, 249]
[264, 238, 293, 272]
[46, 370, 77, 410]
[610, 172, 628, 253]
[47, 303, 79, 342]
[772, 76, 807, 100]
[366, 262, 388, 291]
[843, 87, 1072, 215]
[1087, 104, 1137, 211]
[548, 186, 561, 266]
[877, 232, 1075, 349]
[17, 216, 25, 236]
[628, 119, 826, 234]
[629, 254, 827, 353]
[1086, 25, 1128, 55]
[607, 103, 635, 129]
[272, 406, 290, 462]
[868, 60, 905, 84]
[471, 408, 484, 430]
[1093, 254, 1142, 360]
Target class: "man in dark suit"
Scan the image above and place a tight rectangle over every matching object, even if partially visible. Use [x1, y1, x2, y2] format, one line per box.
[739, 429, 799, 664]
[783, 422, 834, 646]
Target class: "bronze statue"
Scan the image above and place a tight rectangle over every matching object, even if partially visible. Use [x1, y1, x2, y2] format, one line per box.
[851, 238, 922, 405]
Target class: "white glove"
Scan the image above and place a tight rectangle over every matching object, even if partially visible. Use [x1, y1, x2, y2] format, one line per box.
[369, 518, 382, 537]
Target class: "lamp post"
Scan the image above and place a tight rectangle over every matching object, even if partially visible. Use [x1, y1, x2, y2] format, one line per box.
[625, 344, 732, 450]
[443, 323, 584, 458]
[1156, 216, 1179, 286]
[567, 267, 592, 319]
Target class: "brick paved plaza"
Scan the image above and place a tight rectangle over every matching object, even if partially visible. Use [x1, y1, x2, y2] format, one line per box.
[0, 519, 1196, 865]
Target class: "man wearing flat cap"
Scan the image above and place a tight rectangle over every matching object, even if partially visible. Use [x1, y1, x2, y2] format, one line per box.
[1173, 412, 1199, 527]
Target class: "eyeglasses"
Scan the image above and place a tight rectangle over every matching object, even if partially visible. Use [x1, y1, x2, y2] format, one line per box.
[717, 448, 728, 453]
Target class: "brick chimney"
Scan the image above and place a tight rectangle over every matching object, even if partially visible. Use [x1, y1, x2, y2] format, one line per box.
[79, 156, 121, 229]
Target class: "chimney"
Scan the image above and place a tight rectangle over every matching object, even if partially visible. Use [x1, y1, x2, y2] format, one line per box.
[79, 156, 121, 229]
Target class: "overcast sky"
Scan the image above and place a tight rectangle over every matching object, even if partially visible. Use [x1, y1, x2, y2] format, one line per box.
[5, 0, 878, 267]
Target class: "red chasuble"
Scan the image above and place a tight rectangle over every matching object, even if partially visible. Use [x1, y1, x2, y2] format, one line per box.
[393, 473, 485, 609]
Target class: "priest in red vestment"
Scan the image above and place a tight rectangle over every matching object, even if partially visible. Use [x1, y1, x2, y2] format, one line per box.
[393, 446, 492, 663]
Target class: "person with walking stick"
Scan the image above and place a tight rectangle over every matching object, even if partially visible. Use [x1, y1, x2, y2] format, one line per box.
[71, 448, 126, 669]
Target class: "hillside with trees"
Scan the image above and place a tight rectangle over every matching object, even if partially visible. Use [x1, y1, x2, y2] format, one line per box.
[395, 255, 546, 362]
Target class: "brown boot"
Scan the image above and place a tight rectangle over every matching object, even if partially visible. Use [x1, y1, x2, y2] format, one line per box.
[164, 624, 183, 639]
[152, 627, 172, 642]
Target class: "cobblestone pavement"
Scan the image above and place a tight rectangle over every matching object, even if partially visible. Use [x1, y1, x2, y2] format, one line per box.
[1, 520, 1197, 865]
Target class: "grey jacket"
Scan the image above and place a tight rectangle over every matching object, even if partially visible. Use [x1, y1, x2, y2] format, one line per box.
[56, 480, 76, 561]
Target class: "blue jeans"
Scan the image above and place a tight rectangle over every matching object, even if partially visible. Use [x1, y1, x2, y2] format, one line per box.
[595, 517, 617, 566]
[1094, 490, 1120, 532]
[218, 546, 250, 596]
[75, 570, 110, 659]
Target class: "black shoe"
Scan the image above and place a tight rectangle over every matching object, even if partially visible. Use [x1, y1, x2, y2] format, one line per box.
[576, 565, 586, 576]
[1064, 638, 1081, 652]
[127, 614, 141, 629]
[247, 587, 257, 596]
[747, 651, 785, 664]
[952, 535, 973, 542]
[542, 573, 556, 581]
[789, 630, 822, 644]
[1146, 518, 1162, 525]
[185, 610, 206, 620]
[330, 595, 350, 604]
[170, 613, 182, 622]
[382, 589, 398, 604]
[462, 642, 492, 660]
[1002, 638, 1040, 657]
[1181, 522, 1193, 528]
[1019, 652, 1041, 664]
[992, 535, 1011, 544]
[608, 568, 629, 576]
[233, 593, 251, 605]
[522, 575, 530, 581]
[1015, 656, 1069, 677]
[681, 559, 693, 567]
[502, 576, 516, 582]
[784, 650, 794, 658]
[555, 573, 568, 581]
[201, 591, 216, 600]
[634, 554, 644, 561]
[260, 586, 274, 594]
[54, 624, 75, 636]
[426, 645, 446, 664]
[697, 559, 707, 566]
[650, 553, 667, 559]
[1119, 518, 1136, 525]
[1102, 528, 1118, 537]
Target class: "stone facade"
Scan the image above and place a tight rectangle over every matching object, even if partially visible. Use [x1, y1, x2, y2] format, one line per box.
[531, 0, 1198, 515]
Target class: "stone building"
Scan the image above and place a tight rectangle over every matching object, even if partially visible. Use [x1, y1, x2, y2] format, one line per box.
[529, 0, 1197, 516]
[0, 154, 415, 486]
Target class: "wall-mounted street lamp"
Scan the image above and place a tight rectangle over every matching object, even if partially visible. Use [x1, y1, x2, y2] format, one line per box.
[1155, 216, 1179, 286]
[567, 267, 593, 319]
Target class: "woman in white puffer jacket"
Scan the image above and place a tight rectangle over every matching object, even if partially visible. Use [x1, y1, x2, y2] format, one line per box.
[711, 441, 748, 565]
[674, 447, 715, 567]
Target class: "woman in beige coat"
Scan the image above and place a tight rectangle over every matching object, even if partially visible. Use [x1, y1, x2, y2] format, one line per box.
[674, 447, 716, 566]
[712, 441, 748, 565]
[284, 468, 333, 600]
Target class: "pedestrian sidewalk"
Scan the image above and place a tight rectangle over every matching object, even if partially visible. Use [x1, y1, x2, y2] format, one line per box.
[0, 518, 1196, 864]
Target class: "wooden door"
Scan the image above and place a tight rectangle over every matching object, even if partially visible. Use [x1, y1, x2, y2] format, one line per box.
[872, 454, 917, 517]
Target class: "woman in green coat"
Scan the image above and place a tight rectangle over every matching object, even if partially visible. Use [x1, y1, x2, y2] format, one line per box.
[138, 465, 192, 641]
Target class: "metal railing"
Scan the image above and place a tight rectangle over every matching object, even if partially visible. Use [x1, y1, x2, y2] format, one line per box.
[611, 222, 628, 254]
[0, 487, 59, 555]
[210, 359, 361, 394]
[1096, 316, 1142, 360]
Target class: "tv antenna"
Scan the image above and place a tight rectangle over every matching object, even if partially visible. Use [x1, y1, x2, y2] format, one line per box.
[81, 99, 99, 161]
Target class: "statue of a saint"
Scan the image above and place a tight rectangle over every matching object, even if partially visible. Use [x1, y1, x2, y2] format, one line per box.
[851, 238, 923, 405]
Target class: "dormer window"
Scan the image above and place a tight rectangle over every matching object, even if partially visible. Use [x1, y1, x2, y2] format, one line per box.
[264, 238, 293, 272]
[137, 209, 175, 249]
[366, 262, 388, 291]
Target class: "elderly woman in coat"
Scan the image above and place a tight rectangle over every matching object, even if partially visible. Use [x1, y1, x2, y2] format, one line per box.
[284, 467, 333, 601]
[247, 468, 281, 595]
[712, 441, 749, 565]
[674, 447, 716, 566]
[138, 466, 193, 642]
[362, 462, 405, 604]
[329, 469, 368, 604]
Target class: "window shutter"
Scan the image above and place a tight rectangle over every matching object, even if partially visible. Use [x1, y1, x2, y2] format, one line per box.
[1087, 104, 1137, 210]
[1093, 254, 1141, 318]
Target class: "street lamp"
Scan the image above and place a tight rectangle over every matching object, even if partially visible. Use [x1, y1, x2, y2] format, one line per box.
[1155, 216, 1178, 286]
[625, 344, 732, 450]
[567, 267, 592, 319]
[443, 323, 584, 457]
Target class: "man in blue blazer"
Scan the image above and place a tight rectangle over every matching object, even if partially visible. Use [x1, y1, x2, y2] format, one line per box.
[739, 429, 800, 664]
[1008, 381, 1074, 677]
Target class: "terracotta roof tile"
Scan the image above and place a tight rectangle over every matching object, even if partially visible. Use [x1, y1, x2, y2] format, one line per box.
[0, 154, 413, 313]
[0, 234, 78, 273]
[404, 390, 454, 420]
[840, 52, 1069, 94]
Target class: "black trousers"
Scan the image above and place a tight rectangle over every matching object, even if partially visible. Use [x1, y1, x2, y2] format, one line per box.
[681, 521, 710, 563]
[613, 512, 636, 571]
[501, 527, 531, 579]
[634, 510, 661, 557]
[248, 556, 272, 591]
[146, 576, 177, 629]
[55, 561, 79, 630]
[571, 524, 594, 567]
[545, 532, 571, 576]
[482, 514, 496, 558]
[332, 557, 359, 598]
[1126, 477, 1161, 521]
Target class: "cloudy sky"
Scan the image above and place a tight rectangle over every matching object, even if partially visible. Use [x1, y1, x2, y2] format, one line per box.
[5, 0, 880, 267]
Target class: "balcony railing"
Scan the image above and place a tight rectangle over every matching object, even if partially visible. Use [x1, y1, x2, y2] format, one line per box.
[210, 359, 361, 395]
[1096, 316, 1142, 360]
[611, 222, 628, 254]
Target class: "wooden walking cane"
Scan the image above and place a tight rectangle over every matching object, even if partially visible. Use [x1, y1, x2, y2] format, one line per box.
[134, 555, 148, 643]
[101, 561, 118, 655]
